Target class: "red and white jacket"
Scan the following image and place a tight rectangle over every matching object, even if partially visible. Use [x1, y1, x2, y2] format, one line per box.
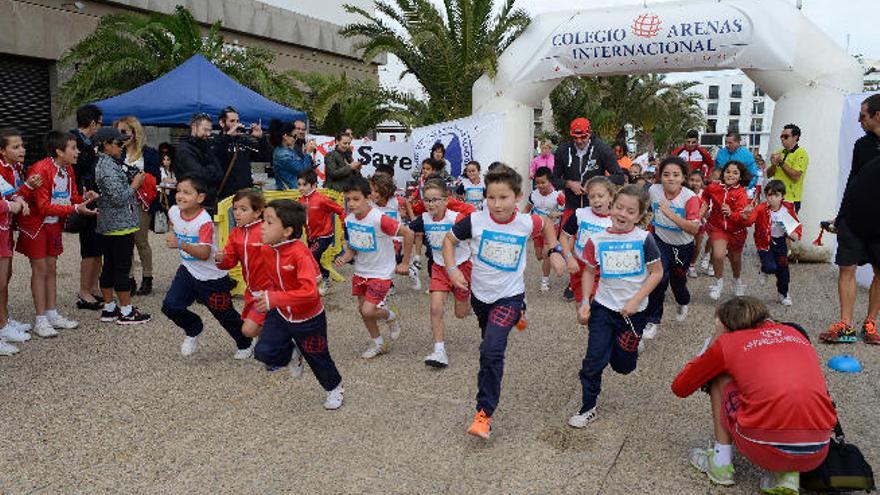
[673, 145, 714, 177]
[747, 201, 802, 251]
[299, 189, 345, 240]
[702, 182, 752, 234]
[259, 239, 324, 323]
[216, 220, 272, 299]
[0, 158, 32, 232]
[18, 157, 83, 238]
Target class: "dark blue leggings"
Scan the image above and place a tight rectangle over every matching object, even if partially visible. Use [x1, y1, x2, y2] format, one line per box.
[759, 236, 790, 297]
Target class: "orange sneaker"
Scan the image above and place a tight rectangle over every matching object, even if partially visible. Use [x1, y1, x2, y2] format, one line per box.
[862, 319, 880, 345]
[467, 409, 491, 439]
[819, 320, 857, 344]
[516, 312, 527, 331]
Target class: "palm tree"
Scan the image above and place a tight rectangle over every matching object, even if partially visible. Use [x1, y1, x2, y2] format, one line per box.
[341, 0, 531, 125]
[58, 6, 301, 115]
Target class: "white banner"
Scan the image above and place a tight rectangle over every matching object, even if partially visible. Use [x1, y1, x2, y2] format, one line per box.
[410, 113, 505, 179]
[310, 137, 416, 189]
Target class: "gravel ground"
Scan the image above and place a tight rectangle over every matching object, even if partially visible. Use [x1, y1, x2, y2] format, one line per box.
[0, 232, 877, 494]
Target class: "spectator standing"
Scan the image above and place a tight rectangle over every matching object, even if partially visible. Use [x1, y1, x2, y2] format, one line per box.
[766, 124, 809, 213]
[270, 120, 315, 190]
[529, 140, 555, 180]
[70, 104, 104, 311]
[673, 129, 714, 177]
[212, 106, 271, 201]
[714, 131, 759, 196]
[323, 131, 363, 192]
[174, 113, 224, 211]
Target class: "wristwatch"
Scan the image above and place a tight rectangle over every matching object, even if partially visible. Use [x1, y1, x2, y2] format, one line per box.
[546, 244, 564, 257]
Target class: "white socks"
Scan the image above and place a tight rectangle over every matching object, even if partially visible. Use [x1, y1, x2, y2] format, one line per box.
[434, 341, 445, 352]
[104, 301, 117, 312]
[714, 442, 733, 466]
[45, 309, 58, 320]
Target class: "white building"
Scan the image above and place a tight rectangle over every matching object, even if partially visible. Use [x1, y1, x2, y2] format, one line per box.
[688, 70, 776, 159]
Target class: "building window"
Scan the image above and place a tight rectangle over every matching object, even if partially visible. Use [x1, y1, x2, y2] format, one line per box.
[752, 101, 764, 115]
[707, 102, 718, 116]
[729, 102, 741, 116]
[753, 86, 765, 97]
[751, 134, 761, 147]
[728, 119, 740, 132]
[731, 84, 742, 99]
[708, 85, 719, 100]
[750, 118, 763, 132]
[706, 119, 717, 134]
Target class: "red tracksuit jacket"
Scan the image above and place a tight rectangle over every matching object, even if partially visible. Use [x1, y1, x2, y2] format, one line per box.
[216, 220, 272, 297]
[702, 182, 752, 233]
[18, 157, 82, 238]
[746, 201, 802, 251]
[259, 239, 324, 323]
[299, 190, 345, 240]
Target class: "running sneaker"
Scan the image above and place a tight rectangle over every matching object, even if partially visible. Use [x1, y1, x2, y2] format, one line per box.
[676, 305, 689, 322]
[180, 336, 199, 356]
[690, 447, 735, 486]
[0, 324, 31, 343]
[7, 319, 32, 333]
[562, 287, 575, 302]
[424, 348, 449, 368]
[233, 340, 255, 360]
[733, 279, 746, 297]
[117, 308, 151, 325]
[516, 313, 528, 331]
[33, 319, 58, 338]
[539, 279, 550, 292]
[700, 255, 711, 273]
[318, 278, 331, 297]
[361, 340, 388, 359]
[862, 319, 880, 345]
[820, 320, 857, 344]
[408, 264, 422, 291]
[387, 309, 401, 340]
[324, 383, 344, 410]
[642, 323, 659, 340]
[467, 409, 491, 439]
[49, 314, 78, 330]
[687, 266, 698, 278]
[759, 471, 799, 495]
[709, 279, 724, 301]
[289, 346, 304, 377]
[100, 307, 122, 322]
[0, 338, 19, 356]
[568, 406, 598, 428]
[778, 293, 792, 307]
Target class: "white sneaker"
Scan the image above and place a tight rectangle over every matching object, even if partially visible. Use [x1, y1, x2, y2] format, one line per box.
[779, 293, 792, 306]
[706, 265, 715, 277]
[687, 266, 698, 278]
[539, 279, 550, 292]
[233, 340, 255, 360]
[759, 471, 799, 495]
[638, 339, 646, 354]
[289, 346, 304, 378]
[7, 318, 32, 333]
[324, 383, 344, 410]
[49, 314, 78, 330]
[34, 319, 58, 338]
[180, 336, 199, 356]
[318, 279, 329, 297]
[0, 324, 31, 342]
[709, 279, 724, 301]
[424, 348, 449, 368]
[361, 340, 388, 359]
[387, 311, 401, 341]
[568, 407, 598, 428]
[700, 255, 711, 272]
[642, 322, 659, 340]
[676, 305, 689, 322]
[0, 338, 19, 356]
[733, 279, 746, 297]
[408, 264, 422, 291]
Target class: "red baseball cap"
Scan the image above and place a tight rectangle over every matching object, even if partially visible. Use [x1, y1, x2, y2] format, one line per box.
[570, 117, 591, 137]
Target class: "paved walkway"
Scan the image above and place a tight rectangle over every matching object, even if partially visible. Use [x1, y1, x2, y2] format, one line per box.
[1, 234, 876, 493]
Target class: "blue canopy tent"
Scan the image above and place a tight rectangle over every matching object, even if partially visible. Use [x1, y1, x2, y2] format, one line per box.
[93, 54, 306, 126]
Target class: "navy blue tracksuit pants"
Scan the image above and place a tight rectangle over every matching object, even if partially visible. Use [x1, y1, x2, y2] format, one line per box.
[645, 235, 693, 324]
[309, 236, 334, 280]
[254, 311, 342, 392]
[471, 293, 525, 417]
[579, 302, 644, 413]
[161, 266, 252, 350]
[759, 236, 790, 297]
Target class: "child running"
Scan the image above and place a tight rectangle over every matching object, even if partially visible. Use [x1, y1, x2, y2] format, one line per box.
[559, 177, 614, 306]
[459, 160, 485, 210]
[742, 179, 802, 307]
[409, 178, 475, 368]
[443, 164, 566, 439]
[161, 176, 254, 359]
[215, 189, 272, 340]
[335, 177, 413, 359]
[702, 161, 753, 300]
[0, 128, 35, 352]
[297, 169, 345, 295]
[18, 131, 98, 338]
[523, 166, 566, 292]
[643, 157, 702, 338]
[369, 172, 414, 291]
[253, 199, 345, 409]
[569, 184, 663, 428]
[686, 170, 708, 278]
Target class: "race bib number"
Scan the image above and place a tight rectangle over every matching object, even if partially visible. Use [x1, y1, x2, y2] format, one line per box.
[576, 221, 605, 251]
[425, 223, 451, 251]
[477, 230, 526, 272]
[347, 223, 377, 252]
[597, 240, 645, 278]
[176, 233, 199, 261]
[465, 187, 484, 204]
[652, 202, 686, 231]
[51, 190, 71, 207]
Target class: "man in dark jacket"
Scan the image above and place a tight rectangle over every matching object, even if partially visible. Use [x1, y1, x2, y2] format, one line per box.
[323, 130, 362, 192]
[212, 106, 271, 200]
[174, 113, 224, 211]
[822, 93, 880, 345]
[70, 104, 104, 310]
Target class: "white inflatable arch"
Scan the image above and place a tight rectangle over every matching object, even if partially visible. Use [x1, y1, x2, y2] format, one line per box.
[472, 0, 862, 260]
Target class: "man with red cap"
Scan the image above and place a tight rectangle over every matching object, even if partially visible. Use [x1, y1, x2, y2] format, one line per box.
[553, 117, 624, 300]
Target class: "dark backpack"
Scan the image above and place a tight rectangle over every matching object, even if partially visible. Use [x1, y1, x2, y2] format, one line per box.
[801, 421, 875, 493]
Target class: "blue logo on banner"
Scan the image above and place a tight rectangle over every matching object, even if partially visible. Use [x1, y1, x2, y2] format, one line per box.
[415, 126, 474, 178]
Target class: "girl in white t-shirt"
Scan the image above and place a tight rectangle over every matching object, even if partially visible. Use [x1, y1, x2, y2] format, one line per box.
[458, 160, 485, 210]
[569, 184, 663, 429]
[523, 166, 566, 293]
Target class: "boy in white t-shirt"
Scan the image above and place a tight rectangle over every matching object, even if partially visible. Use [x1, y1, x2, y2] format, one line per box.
[443, 164, 567, 440]
[335, 178, 414, 359]
[160, 176, 253, 359]
[523, 166, 565, 292]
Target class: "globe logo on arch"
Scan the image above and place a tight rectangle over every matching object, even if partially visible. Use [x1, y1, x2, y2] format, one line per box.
[415, 127, 473, 178]
[632, 12, 662, 38]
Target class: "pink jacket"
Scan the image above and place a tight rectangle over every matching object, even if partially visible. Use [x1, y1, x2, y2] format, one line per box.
[529, 154, 555, 178]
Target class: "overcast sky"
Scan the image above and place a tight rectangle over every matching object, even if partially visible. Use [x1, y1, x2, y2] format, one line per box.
[379, 0, 878, 95]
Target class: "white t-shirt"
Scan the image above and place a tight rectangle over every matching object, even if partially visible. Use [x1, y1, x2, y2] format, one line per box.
[169, 205, 227, 281]
[648, 184, 702, 246]
[452, 210, 542, 304]
[412, 210, 471, 267]
[770, 207, 788, 238]
[528, 188, 565, 224]
[46, 165, 73, 225]
[583, 227, 661, 312]
[562, 207, 612, 262]
[461, 177, 485, 210]
[345, 207, 401, 280]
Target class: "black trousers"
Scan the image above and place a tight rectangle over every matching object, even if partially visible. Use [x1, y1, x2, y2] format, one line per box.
[99, 233, 135, 292]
